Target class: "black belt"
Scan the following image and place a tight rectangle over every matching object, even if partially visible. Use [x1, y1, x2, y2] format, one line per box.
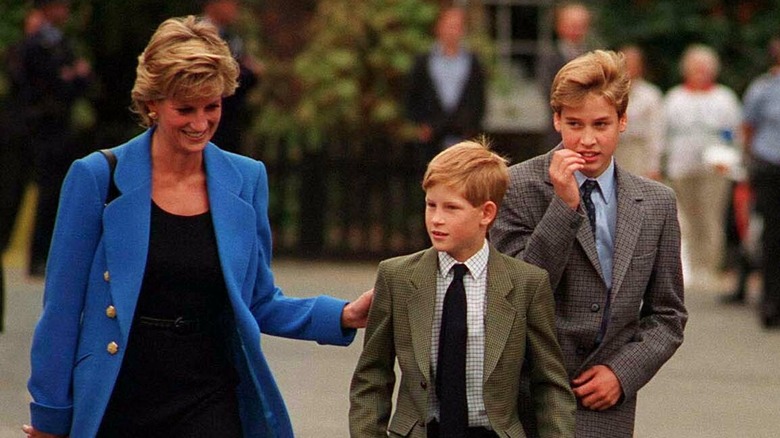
[426, 420, 498, 438]
[137, 316, 207, 334]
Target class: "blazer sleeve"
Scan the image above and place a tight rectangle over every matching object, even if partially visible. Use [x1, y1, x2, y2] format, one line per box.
[245, 161, 356, 346]
[28, 156, 107, 435]
[524, 270, 577, 438]
[349, 261, 396, 437]
[601, 194, 687, 400]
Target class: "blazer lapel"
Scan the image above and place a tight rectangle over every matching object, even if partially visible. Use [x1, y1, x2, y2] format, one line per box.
[103, 131, 153, 342]
[610, 168, 644, 299]
[543, 147, 604, 278]
[204, 145, 255, 303]
[482, 247, 517, 382]
[407, 248, 439, 384]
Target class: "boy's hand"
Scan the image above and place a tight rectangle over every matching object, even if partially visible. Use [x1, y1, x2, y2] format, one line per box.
[341, 288, 374, 329]
[549, 149, 585, 210]
[571, 365, 623, 411]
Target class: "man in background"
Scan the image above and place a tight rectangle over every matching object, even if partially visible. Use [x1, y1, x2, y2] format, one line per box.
[201, 0, 264, 154]
[405, 6, 486, 166]
[15, 0, 92, 278]
[538, 2, 595, 147]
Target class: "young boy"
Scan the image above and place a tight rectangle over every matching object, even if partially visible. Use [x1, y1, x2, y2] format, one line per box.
[349, 141, 575, 438]
[491, 50, 688, 437]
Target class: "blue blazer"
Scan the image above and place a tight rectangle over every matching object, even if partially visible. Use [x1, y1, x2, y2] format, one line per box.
[28, 129, 356, 437]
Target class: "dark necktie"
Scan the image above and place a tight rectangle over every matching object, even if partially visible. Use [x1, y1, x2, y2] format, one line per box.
[437, 263, 468, 437]
[580, 180, 599, 236]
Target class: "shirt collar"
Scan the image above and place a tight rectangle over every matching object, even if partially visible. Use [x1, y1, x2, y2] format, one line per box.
[431, 42, 466, 59]
[438, 239, 489, 279]
[575, 158, 616, 204]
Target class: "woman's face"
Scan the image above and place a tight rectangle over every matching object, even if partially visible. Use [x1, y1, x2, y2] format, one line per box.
[148, 94, 222, 155]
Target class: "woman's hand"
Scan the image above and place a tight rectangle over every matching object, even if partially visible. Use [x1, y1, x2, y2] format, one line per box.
[21, 424, 67, 438]
[341, 288, 374, 329]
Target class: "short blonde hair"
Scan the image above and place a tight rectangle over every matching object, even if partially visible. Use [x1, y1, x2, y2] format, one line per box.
[550, 50, 630, 117]
[422, 139, 510, 210]
[131, 15, 239, 127]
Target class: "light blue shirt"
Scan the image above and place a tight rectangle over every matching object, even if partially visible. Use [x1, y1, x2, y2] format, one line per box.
[428, 43, 472, 113]
[743, 73, 780, 165]
[575, 159, 617, 288]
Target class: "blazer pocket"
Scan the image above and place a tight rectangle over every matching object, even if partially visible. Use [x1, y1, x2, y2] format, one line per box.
[505, 421, 527, 438]
[74, 352, 93, 368]
[388, 411, 419, 437]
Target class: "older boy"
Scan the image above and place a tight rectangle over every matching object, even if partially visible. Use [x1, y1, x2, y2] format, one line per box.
[350, 141, 575, 438]
[491, 50, 688, 437]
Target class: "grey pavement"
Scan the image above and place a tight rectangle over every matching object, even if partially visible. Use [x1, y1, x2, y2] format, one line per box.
[2, 259, 779, 437]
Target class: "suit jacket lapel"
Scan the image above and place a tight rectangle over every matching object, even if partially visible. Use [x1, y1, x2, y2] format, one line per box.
[610, 168, 644, 299]
[407, 248, 439, 384]
[103, 131, 153, 342]
[203, 145, 255, 303]
[543, 148, 604, 278]
[483, 246, 517, 383]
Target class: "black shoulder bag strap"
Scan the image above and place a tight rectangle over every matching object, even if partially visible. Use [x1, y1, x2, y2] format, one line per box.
[99, 149, 120, 205]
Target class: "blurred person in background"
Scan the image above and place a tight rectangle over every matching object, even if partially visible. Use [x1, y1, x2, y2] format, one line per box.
[663, 44, 742, 288]
[538, 2, 595, 147]
[615, 44, 665, 180]
[15, 0, 92, 278]
[23, 16, 371, 438]
[201, 0, 264, 155]
[741, 34, 780, 329]
[0, 8, 45, 332]
[405, 5, 486, 166]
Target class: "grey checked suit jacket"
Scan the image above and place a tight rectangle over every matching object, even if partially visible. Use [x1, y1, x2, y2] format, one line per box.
[491, 148, 688, 438]
[349, 245, 576, 438]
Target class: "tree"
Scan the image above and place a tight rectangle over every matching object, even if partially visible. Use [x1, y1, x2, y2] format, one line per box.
[595, 0, 780, 95]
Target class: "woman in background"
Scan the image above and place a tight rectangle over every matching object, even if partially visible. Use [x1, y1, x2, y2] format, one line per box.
[663, 44, 742, 287]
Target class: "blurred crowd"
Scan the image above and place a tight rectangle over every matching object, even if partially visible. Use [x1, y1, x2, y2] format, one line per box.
[2, 0, 779, 332]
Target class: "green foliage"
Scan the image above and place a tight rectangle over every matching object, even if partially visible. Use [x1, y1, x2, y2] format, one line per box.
[595, 0, 780, 95]
[253, 0, 438, 151]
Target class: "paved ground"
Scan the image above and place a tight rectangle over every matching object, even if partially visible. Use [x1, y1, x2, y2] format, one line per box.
[2, 256, 779, 437]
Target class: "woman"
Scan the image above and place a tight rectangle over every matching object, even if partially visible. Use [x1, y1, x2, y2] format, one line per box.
[24, 16, 371, 438]
[663, 44, 742, 287]
[615, 44, 665, 180]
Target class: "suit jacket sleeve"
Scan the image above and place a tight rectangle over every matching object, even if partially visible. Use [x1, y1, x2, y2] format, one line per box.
[245, 161, 356, 346]
[28, 156, 107, 435]
[349, 261, 396, 437]
[601, 193, 687, 400]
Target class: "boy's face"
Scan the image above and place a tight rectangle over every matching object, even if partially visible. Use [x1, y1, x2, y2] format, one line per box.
[554, 93, 627, 178]
[425, 183, 496, 262]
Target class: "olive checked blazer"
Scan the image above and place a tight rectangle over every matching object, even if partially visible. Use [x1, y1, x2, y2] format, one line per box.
[28, 129, 355, 438]
[349, 245, 576, 438]
[491, 147, 688, 438]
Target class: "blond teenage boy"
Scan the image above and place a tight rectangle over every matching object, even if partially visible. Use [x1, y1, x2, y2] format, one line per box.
[492, 50, 688, 438]
[350, 141, 575, 438]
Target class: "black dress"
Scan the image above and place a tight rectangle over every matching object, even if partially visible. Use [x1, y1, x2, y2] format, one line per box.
[98, 202, 242, 437]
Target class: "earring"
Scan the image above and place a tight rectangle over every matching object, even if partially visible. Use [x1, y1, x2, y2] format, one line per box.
[148, 111, 158, 120]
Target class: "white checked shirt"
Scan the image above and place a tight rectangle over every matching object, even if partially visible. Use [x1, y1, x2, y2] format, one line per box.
[428, 240, 490, 428]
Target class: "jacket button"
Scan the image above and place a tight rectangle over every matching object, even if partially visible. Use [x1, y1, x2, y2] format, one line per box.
[106, 305, 117, 318]
[103, 271, 110, 282]
[420, 381, 427, 390]
[107, 342, 119, 355]
[590, 303, 601, 312]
